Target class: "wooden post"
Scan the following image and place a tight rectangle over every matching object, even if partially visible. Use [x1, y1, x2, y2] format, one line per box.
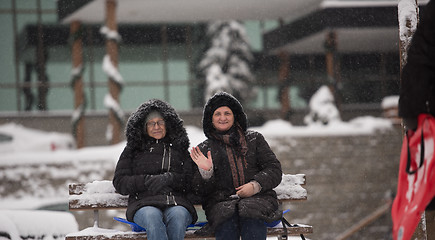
[105, 0, 122, 144]
[11, 0, 21, 111]
[185, 26, 194, 107]
[325, 31, 336, 85]
[71, 21, 85, 148]
[324, 31, 340, 107]
[36, 0, 48, 111]
[161, 25, 169, 102]
[87, 26, 97, 110]
[278, 51, 290, 120]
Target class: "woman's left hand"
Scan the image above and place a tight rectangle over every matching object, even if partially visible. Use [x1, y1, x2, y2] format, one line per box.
[236, 183, 255, 198]
[190, 146, 213, 171]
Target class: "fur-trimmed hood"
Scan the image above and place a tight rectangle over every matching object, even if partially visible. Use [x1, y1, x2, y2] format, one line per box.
[125, 99, 189, 153]
[202, 92, 248, 139]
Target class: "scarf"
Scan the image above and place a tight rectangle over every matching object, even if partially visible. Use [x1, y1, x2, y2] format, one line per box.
[211, 124, 248, 188]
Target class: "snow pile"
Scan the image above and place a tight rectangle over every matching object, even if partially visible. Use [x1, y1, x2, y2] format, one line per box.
[0, 141, 124, 166]
[70, 180, 128, 208]
[274, 174, 307, 200]
[381, 95, 399, 109]
[0, 143, 125, 210]
[381, 95, 400, 124]
[0, 210, 78, 240]
[304, 85, 341, 125]
[70, 175, 307, 208]
[85, 180, 116, 194]
[0, 123, 75, 153]
[66, 226, 122, 237]
[251, 117, 392, 137]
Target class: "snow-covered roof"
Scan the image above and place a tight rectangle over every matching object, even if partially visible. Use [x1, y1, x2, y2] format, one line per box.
[58, 0, 323, 24]
[263, 0, 429, 55]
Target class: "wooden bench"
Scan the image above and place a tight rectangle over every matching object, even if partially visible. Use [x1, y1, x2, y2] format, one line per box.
[66, 174, 313, 240]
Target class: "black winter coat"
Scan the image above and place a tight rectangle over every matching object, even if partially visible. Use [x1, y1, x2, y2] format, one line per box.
[194, 131, 283, 229]
[192, 92, 282, 229]
[399, 0, 435, 119]
[113, 99, 197, 223]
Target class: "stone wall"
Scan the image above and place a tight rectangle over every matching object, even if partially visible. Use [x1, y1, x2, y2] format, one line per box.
[0, 107, 382, 146]
[0, 118, 402, 239]
[270, 126, 402, 240]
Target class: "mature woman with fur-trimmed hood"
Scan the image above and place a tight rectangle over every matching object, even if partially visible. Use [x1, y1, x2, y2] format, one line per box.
[190, 92, 282, 240]
[113, 99, 197, 240]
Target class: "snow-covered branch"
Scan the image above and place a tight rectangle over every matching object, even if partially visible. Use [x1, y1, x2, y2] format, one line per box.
[398, 0, 419, 63]
[103, 55, 124, 87]
[198, 21, 256, 104]
[100, 26, 122, 43]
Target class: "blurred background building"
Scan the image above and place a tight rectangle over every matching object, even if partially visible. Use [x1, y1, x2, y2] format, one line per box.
[1, 1, 432, 239]
[0, 0, 429, 147]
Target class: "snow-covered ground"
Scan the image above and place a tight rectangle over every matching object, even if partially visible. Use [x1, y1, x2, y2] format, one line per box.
[0, 90, 396, 239]
[0, 115, 393, 239]
[0, 123, 76, 153]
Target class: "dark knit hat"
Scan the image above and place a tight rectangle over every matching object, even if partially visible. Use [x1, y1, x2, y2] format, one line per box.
[202, 92, 248, 138]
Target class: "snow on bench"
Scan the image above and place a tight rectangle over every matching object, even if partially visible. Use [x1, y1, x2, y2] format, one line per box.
[66, 174, 312, 240]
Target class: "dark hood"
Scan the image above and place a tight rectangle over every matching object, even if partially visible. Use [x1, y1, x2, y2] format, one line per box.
[202, 92, 248, 139]
[125, 99, 189, 153]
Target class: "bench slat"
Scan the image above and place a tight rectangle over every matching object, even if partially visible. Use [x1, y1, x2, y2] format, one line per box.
[68, 174, 307, 210]
[66, 225, 313, 240]
[67, 174, 312, 239]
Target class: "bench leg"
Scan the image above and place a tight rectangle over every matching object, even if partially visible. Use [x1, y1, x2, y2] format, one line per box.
[93, 209, 99, 227]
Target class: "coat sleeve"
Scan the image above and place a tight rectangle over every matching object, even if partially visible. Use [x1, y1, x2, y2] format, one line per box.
[399, 0, 435, 120]
[169, 150, 194, 193]
[190, 141, 217, 198]
[251, 132, 282, 191]
[112, 146, 148, 195]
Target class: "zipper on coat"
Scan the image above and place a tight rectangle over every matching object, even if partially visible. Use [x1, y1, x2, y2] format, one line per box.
[161, 144, 171, 172]
[167, 144, 172, 172]
[166, 193, 177, 205]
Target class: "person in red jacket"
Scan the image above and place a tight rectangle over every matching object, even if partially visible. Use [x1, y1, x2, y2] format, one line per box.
[398, 0, 435, 209]
[393, 1, 435, 239]
[399, 0, 435, 130]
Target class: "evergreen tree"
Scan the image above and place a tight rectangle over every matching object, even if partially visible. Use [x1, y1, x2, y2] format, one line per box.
[197, 21, 256, 105]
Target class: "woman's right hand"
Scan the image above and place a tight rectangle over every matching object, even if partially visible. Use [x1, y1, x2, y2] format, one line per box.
[190, 146, 213, 171]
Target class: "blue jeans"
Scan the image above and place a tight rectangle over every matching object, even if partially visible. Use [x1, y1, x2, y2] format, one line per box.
[133, 206, 192, 240]
[215, 212, 267, 240]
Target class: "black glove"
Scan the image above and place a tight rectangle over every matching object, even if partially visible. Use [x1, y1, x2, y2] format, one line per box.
[145, 172, 174, 194]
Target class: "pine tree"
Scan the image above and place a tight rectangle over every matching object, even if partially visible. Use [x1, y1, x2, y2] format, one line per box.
[197, 21, 256, 105]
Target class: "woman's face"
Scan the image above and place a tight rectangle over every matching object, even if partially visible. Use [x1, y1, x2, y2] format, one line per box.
[145, 117, 166, 140]
[212, 106, 234, 132]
